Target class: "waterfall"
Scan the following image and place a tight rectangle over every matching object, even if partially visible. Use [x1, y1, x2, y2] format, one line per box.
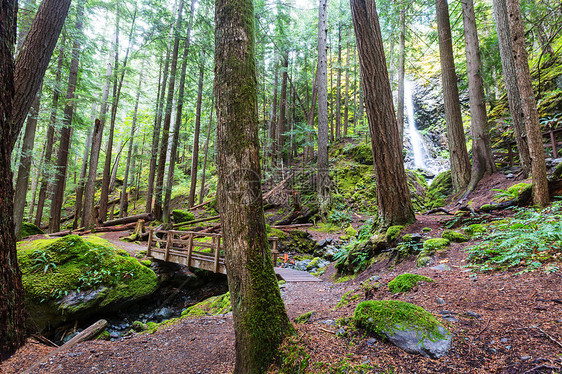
[403, 80, 447, 176]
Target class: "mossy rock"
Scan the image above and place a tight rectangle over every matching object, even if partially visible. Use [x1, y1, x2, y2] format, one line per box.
[388, 273, 434, 294]
[306, 257, 321, 270]
[441, 230, 469, 243]
[182, 292, 231, 318]
[18, 235, 158, 330]
[294, 310, 315, 324]
[422, 238, 450, 253]
[416, 255, 432, 268]
[354, 300, 451, 358]
[386, 225, 404, 242]
[343, 142, 373, 165]
[464, 224, 486, 237]
[425, 171, 453, 209]
[406, 170, 428, 212]
[335, 234, 388, 275]
[344, 225, 358, 238]
[172, 209, 195, 223]
[278, 230, 316, 254]
[480, 204, 494, 212]
[20, 222, 44, 239]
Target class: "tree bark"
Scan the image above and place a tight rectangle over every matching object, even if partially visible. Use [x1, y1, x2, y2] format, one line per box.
[317, 0, 331, 213]
[268, 53, 278, 163]
[188, 57, 205, 208]
[13, 87, 41, 238]
[82, 61, 113, 229]
[336, 25, 342, 140]
[492, 0, 532, 176]
[343, 27, 351, 138]
[396, 5, 406, 145]
[215, 0, 291, 369]
[163, 0, 196, 223]
[351, 0, 416, 228]
[154, 0, 185, 221]
[49, 0, 85, 233]
[277, 53, 289, 165]
[199, 97, 215, 205]
[119, 70, 143, 218]
[506, 0, 549, 207]
[461, 0, 496, 195]
[1, 0, 70, 359]
[436, 0, 471, 191]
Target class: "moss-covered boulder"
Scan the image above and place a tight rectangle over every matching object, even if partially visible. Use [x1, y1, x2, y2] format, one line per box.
[343, 142, 373, 165]
[422, 238, 450, 252]
[20, 222, 44, 238]
[406, 170, 428, 212]
[388, 273, 434, 294]
[441, 229, 469, 243]
[425, 171, 453, 209]
[18, 235, 158, 330]
[386, 225, 404, 242]
[354, 300, 451, 358]
[182, 292, 231, 317]
[172, 209, 195, 223]
[277, 230, 316, 254]
[335, 234, 388, 275]
[464, 224, 486, 237]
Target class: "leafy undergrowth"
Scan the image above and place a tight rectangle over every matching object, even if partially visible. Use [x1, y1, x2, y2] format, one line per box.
[466, 200, 562, 273]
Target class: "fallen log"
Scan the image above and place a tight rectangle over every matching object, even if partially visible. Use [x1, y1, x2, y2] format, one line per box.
[101, 213, 154, 227]
[263, 173, 294, 201]
[23, 319, 107, 374]
[271, 223, 313, 230]
[173, 215, 220, 228]
[189, 199, 213, 210]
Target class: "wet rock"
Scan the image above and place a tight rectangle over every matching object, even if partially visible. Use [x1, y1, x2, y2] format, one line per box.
[436, 298, 445, 305]
[430, 264, 451, 271]
[318, 319, 336, 326]
[157, 307, 174, 320]
[386, 325, 452, 359]
[366, 338, 377, 347]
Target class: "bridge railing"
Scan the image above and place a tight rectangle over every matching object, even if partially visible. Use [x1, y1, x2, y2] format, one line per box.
[146, 229, 279, 274]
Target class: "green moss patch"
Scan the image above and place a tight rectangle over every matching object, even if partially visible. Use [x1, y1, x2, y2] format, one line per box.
[386, 225, 404, 242]
[423, 238, 450, 252]
[464, 224, 486, 237]
[354, 300, 446, 340]
[425, 171, 453, 209]
[172, 209, 195, 223]
[182, 292, 231, 318]
[388, 273, 435, 294]
[294, 310, 315, 324]
[441, 229, 469, 243]
[21, 222, 44, 238]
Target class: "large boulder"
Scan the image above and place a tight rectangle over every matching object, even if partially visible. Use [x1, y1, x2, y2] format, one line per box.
[18, 235, 158, 331]
[354, 300, 452, 359]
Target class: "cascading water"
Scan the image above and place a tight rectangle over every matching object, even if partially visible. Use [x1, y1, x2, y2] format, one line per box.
[403, 80, 448, 176]
[405, 80, 430, 170]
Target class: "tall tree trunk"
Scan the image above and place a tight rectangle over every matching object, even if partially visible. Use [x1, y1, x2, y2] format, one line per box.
[154, 0, 185, 221]
[268, 54, 278, 163]
[1, 0, 70, 358]
[396, 5, 406, 146]
[492, 0, 531, 177]
[146, 50, 170, 213]
[436, 0, 471, 191]
[35, 37, 65, 227]
[336, 25, 342, 140]
[199, 98, 215, 205]
[305, 67, 318, 162]
[99, 9, 136, 223]
[72, 103, 97, 229]
[82, 61, 113, 229]
[461, 0, 496, 195]
[351, 0, 415, 228]
[317, 0, 331, 213]
[188, 58, 205, 207]
[506, 0, 549, 207]
[277, 53, 288, 165]
[28, 140, 44, 221]
[163, 0, 196, 223]
[343, 27, 351, 138]
[13, 87, 41, 238]
[49, 0, 85, 233]
[119, 70, 143, 218]
[215, 0, 291, 369]
[109, 140, 125, 193]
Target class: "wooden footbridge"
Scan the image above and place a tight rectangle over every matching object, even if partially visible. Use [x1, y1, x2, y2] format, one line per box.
[146, 229, 321, 282]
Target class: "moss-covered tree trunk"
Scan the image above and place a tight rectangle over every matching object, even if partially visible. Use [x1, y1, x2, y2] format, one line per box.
[215, 0, 291, 370]
[350, 0, 416, 228]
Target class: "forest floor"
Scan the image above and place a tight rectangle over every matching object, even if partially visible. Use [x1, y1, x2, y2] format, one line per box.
[3, 174, 562, 374]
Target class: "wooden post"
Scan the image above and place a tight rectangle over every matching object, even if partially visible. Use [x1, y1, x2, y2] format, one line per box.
[187, 233, 193, 267]
[147, 228, 153, 257]
[214, 236, 221, 273]
[164, 231, 172, 262]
